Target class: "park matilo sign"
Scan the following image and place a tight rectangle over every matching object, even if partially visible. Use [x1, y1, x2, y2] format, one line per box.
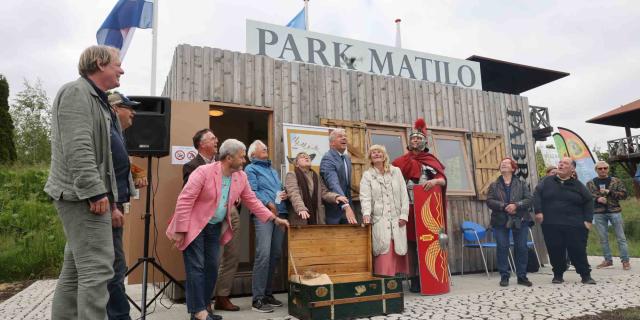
[246, 20, 482, 90]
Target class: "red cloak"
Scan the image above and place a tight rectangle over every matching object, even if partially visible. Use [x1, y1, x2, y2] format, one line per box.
[392, 151, 447, 242]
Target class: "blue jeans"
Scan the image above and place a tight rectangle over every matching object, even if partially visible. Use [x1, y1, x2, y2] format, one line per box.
[183, 223, 222, 314]
[493, 225, 529, 279]
[107, 226, 131, 320]
[594, 213, 629, 262]
[252, 214, 285, 302]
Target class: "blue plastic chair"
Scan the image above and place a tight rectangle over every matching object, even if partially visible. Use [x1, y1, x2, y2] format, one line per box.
[508, 228, 542, 270]
[460, 221, 496, 278]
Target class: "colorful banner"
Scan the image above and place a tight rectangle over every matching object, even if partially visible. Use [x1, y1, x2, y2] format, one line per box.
[552, 133, 569, 158]
[556, 127, 597, 184]
[413, 186, 450, 295]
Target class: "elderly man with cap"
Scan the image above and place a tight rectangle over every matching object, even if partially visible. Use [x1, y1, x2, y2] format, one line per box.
[392, 118, 447, 293]
[104, 91, 147, 320]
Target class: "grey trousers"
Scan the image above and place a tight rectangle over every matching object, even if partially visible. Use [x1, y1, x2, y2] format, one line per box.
[51, 199, 114, 320]
[214, 206, 241, 297]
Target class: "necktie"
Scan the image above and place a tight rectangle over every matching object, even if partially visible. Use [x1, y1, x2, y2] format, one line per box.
[341, 155, 349, 184]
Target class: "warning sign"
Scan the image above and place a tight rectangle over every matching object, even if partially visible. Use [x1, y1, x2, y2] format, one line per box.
[171, 146, 197, 165]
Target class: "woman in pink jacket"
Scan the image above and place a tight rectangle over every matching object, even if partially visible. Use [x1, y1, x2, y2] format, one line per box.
[166, 139, 289, 320]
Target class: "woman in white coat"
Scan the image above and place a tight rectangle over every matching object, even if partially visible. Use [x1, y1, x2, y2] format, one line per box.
[360, 144, 410, 276]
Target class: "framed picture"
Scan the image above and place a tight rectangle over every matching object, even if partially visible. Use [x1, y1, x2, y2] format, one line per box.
[283, 123, 330, 172]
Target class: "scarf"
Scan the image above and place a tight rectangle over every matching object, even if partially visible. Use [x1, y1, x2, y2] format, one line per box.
[295, 167, 319, 224]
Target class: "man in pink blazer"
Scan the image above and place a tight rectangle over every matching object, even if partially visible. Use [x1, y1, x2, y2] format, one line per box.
[166, 139, 289, 320]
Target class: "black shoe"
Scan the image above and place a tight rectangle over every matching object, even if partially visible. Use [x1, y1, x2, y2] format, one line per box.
[263, 295, 283, 307]
[517, 277, 533, 287]
[252, 299, 274, 313]
[499, 276, 509, 287]
[191, 314, 220, 320]
[552, 276, 564, 284]
[581, 276, 596, 285]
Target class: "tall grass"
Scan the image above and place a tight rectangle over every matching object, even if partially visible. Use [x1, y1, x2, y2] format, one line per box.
[0, 165, 65, 281]
[587, 198, 640, 259]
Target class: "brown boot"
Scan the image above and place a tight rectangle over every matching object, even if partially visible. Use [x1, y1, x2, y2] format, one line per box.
[214, 296, 240, 311]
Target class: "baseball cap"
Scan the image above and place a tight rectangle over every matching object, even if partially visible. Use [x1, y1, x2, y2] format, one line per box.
[108, 92, 140, 107]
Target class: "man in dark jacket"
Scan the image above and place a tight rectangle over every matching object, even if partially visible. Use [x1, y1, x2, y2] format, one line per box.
[320, 128, 357, 225]
[183, 128, 218, 185]
[534, 157, 596, 284]
[586, 160, 630, 270]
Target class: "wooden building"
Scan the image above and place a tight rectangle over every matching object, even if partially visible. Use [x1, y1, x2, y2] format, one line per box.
[587, 99, 640, 197]
[125, 43, 567, 296]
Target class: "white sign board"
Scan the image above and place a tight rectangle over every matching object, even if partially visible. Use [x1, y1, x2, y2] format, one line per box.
[282, 123, 330, 172]
[538, 143, 561, 168]
[171, 146, 197, 165]
[247, 20, 482, 90]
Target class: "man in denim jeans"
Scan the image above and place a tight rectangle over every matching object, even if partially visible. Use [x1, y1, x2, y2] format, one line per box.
[586, 161, 630, 270]
[245, 140, 289, 313]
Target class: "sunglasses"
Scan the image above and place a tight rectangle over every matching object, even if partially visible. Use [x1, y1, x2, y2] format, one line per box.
[596, 167, 609, 170]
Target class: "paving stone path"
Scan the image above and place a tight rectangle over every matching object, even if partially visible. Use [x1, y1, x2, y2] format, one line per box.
[269, 273, 640, 320]
[2, 270, 639, 319]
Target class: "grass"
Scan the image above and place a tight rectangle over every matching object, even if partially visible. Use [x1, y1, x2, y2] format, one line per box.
[0, 165, 65, 281]
[587, 198, 640, 258]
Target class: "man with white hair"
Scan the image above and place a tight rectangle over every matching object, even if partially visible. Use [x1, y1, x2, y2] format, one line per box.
[45, 45, 126, 319]
[320, 128, 358, 225]
[586, 160, 630, 270]
[243, 140, 289, 313]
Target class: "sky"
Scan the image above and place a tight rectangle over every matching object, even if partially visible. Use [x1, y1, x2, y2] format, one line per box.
[1, 0, 638, 152]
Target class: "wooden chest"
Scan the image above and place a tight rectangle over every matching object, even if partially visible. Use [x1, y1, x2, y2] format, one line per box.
[287, 225, 404, 320]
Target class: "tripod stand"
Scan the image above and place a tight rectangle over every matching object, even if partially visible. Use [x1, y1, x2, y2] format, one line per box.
[125, 156, 184, 319]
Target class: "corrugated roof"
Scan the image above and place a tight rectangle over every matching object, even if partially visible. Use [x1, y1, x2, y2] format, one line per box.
[586, 99, 640, 128]
[466, 55, 569, 95]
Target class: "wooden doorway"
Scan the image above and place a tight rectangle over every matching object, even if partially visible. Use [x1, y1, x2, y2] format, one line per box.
[208, 104, 286, 296]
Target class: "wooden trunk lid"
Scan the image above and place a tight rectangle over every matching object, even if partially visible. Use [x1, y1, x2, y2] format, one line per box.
[288, 224, 373, 283]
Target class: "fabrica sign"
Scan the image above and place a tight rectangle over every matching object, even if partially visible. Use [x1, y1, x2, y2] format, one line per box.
[246, 20, 482, 90]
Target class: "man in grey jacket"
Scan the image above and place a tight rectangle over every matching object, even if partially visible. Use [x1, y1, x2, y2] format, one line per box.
[45, 45, 126, 320]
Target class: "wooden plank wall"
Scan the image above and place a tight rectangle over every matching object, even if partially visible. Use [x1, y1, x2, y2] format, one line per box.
[162, 44, 546, 273]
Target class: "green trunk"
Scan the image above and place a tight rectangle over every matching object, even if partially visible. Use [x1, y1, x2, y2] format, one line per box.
[288, 276, 404, 320]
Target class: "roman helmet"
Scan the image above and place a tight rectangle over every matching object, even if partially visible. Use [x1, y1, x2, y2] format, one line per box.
[408, 118, 428, 151]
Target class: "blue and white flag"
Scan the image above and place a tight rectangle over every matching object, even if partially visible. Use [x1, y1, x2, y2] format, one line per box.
[286, 8, 306, 30]
[97, 0, 153, 60]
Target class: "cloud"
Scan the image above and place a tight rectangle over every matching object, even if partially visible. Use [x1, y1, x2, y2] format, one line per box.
[1, 0, 637, 151]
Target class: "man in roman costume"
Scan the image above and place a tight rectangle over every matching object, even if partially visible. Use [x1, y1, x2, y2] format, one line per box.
[392, 118, 447, 293]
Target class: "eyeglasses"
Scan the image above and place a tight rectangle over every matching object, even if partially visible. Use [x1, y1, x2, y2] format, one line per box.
[596, 167, 609, 170]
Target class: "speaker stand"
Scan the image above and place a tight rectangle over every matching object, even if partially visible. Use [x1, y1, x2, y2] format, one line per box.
[125, 156, 184, 319]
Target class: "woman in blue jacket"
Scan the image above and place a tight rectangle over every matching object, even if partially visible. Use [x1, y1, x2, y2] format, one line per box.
[245, 140, 288, 313]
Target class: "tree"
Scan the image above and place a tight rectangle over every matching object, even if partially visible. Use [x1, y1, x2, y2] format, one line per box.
[535, 147, 546, 178]
[0, 75, 17, 163]
[10, 80, 51, 164]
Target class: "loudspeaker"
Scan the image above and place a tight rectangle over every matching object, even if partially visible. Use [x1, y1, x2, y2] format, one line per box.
[124, 96, 171, 157]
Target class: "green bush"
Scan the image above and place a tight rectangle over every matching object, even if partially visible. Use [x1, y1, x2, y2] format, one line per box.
[0, 165, 65, 281]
